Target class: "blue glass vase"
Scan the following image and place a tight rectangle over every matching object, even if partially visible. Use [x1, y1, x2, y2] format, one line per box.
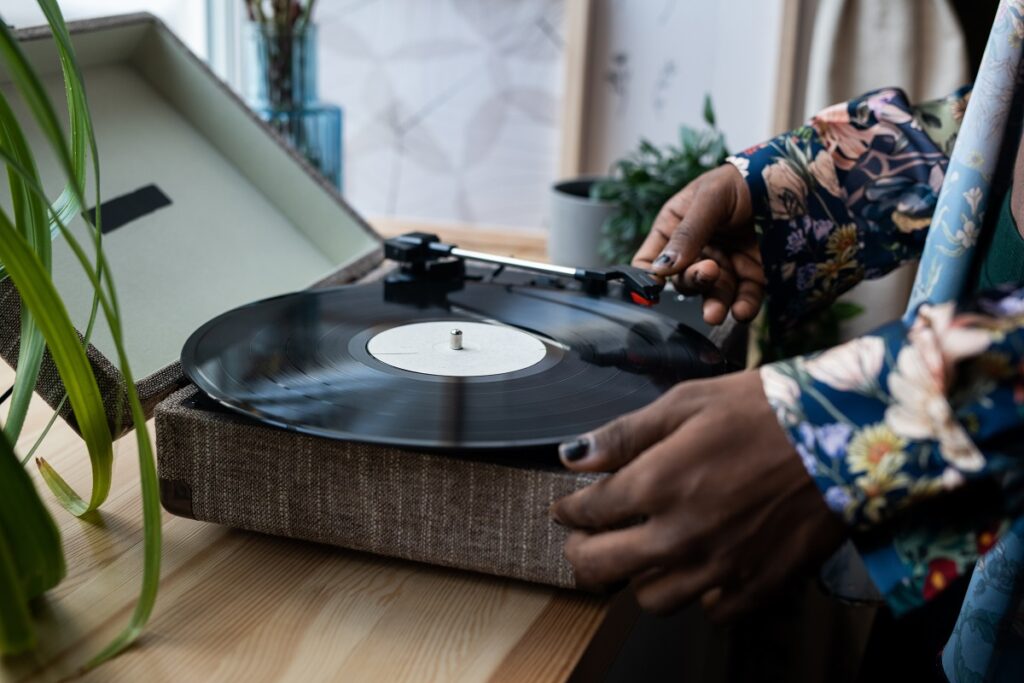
[243, 23, 343, 191]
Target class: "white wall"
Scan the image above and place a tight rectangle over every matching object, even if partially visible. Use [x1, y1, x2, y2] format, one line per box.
[5, 0, 787, 233]
[3, 0, 208, 58]
[315, 0, 785, 229]
[582, 0, 786, 174]
[315, 0, 564, 230]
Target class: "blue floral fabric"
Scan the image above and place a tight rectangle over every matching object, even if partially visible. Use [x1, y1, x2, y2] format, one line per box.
[759, 291, 1024, 606]
[727, 86, 967, 340]
[725, 3, 1024, 679]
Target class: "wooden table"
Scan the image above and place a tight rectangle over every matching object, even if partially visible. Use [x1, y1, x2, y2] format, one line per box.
[0, 224, 637, 683]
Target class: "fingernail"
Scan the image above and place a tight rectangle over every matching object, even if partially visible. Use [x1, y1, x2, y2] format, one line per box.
[694, 271, 711, 285]
[549, 503, 564, 524]
[653, 253, 674, 268]
[559, 437, 590, 462]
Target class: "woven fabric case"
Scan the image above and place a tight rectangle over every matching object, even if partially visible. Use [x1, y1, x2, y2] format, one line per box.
[156, 384, 601, 589]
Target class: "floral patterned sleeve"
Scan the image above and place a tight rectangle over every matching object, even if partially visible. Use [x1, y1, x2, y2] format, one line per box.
[726, 86, 971, 340]
[760, 287, 1024, 612]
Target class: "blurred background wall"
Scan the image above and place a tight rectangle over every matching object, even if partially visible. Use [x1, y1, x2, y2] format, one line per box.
[4, 0, 998, 257]
[310, 0, 565, 230]
[579, 0, 787, 175]
[5, 0, 208, 57]
[3, 0, 787, 232]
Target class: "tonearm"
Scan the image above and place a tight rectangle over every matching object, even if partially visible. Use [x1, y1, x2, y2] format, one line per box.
[383, 232, 664, 305]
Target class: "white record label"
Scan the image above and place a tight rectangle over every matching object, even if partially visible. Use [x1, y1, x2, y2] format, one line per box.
[367, 320, 547, 377]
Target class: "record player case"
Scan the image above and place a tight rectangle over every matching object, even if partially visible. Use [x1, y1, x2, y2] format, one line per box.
[157, 384, 601, 589]
[1, 14, 609, 590]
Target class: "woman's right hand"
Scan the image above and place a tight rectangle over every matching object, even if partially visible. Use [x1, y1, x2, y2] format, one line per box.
[632, 164, 764, 325]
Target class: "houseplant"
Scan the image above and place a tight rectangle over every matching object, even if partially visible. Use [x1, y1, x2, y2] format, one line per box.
[0, 0, 161, 669]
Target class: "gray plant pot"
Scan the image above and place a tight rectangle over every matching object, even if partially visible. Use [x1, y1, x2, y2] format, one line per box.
[548, 177, 617, 268]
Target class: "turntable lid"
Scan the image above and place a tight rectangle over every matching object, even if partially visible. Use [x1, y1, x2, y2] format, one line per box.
[0, 14, 381, 435]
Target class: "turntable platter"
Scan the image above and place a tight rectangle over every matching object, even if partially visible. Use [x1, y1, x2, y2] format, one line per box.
[181, 279, 725, 450]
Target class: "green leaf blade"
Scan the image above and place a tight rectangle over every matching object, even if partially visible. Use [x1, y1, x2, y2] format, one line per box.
[0, 207, 113, 514]
[0, 90, 51, 444]
[0, 430, 64, 655]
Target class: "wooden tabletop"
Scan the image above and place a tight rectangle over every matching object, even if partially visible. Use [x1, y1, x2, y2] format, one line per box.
[0, 227, 635, 682]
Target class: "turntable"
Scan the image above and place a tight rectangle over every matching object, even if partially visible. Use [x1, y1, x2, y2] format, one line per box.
[159, 233, 727, 589]
[0, 14, 727, 590]
[181, 232, 724, 451]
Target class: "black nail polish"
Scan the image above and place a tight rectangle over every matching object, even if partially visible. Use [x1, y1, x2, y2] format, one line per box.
[560, 438, 589, 462]
[653, 253, 673, 267]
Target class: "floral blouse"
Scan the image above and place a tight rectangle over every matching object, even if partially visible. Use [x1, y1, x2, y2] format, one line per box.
[727, 87, 1024, 615]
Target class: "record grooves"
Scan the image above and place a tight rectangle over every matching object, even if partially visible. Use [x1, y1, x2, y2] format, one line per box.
[182, 272, 726, 452]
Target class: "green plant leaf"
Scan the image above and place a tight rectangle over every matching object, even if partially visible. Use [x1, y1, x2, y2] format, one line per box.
[0, 3, 161, 668]
[34, 0, 108, 361]
[0, 427, 64, 654]
[0, 10, 96, 452]
[831, 300, 866, 322]
[0, 149, 161, 667]
[0, 525, 34, 654]
[35, 0, 160, 666]
[22, 0, 111, 454]
[0, 25, 79, 215]
[703, 93, 716, 128]
[0, 208, 112, 516]
[0, 92, 49, 444]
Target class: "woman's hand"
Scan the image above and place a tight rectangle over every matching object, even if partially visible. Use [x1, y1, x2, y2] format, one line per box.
[550, 370, 846, 619]
[632, 164, 764, 325]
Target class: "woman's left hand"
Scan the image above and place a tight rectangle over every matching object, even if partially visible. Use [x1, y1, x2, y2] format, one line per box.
[549, 370, 846, 619]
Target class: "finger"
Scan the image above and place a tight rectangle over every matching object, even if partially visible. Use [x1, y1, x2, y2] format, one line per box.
[700, 586, 724, 612]
[702, 263, 738, 325]
[674, 259, 720, 294]
[633, 190, 694, 269]
[703, 573, 789, 623]
[631, 559, 722, 616]
[730, 278, 764, 322]
[550, 470, 647, 530]
[564, 523, 674, 588]
[701, 540, 799, 623]
[650, 196, 724, 277]
[729, 250, 766, 285]
[557, 385, 702, 472]
[552, 383, 714, 528]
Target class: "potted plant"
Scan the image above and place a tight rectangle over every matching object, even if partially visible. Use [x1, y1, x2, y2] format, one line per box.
[0, 1, 161, 669]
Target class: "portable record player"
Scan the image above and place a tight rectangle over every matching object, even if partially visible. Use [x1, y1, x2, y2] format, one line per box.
[159, 233, 728, 588]
[3, 16, 727, 590]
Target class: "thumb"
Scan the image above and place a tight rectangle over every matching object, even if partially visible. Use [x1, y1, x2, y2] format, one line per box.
[559, 384, 703, 472]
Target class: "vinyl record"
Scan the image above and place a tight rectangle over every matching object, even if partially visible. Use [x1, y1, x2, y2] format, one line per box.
[181, 279, 725, 450]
